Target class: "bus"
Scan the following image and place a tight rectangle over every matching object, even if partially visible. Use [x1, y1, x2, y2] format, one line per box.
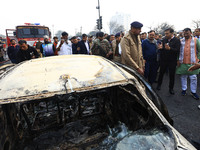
[6, 23, 51, 47]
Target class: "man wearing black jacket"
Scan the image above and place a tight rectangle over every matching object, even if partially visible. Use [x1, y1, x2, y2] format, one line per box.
[7, 39, 19, 63]
[16, 40, 39, 63]
[156, 28, 181, 94]
[77, 34, 90, 54]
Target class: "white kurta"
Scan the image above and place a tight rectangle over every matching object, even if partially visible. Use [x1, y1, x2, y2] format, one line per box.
[57, 41, 72, 55]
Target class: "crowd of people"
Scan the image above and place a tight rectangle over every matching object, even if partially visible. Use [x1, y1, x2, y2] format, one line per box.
[2, 21, 200, 107]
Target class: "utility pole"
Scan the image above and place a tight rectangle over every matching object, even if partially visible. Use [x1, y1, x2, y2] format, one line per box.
[52, 24, 54, 38]
[96, 0, 102, 31]
[80, 26, 82, 35]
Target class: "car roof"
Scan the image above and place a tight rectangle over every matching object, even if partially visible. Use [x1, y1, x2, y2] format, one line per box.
[0, 55, 134, 104]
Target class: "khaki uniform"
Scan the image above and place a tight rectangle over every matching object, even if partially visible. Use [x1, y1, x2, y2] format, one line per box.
[120, 31, 144, 70]
[89, 41, 93, 50]
[112, 39, 121, 63]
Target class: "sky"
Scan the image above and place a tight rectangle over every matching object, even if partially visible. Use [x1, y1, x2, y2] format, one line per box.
[0, 0, 199, 37]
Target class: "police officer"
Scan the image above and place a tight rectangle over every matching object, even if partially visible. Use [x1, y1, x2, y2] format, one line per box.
[120, 21, 145, 75]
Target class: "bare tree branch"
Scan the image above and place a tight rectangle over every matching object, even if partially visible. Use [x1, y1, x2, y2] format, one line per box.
[192, 20, 200, 29]
[150, 22, 174, 35]
[108, 21, 125, 35]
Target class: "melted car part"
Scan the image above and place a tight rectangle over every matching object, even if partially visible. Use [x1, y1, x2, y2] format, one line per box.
[94, 123, 176, 150]
[2, 85, 163, 149]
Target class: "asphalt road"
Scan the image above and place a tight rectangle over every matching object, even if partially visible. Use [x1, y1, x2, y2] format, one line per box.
[152, 73, 200, 149]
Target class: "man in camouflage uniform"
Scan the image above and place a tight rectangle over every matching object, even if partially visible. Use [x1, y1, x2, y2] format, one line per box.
[91, 32, 112, 58]
[0, 37, 4, 62]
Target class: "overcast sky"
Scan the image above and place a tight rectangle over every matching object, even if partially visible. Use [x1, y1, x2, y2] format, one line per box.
[0, 0, 199, 36]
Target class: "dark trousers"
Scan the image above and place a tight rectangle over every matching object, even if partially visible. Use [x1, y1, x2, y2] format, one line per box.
[157, 61, 177, 89]
[144, 60, 158, 84]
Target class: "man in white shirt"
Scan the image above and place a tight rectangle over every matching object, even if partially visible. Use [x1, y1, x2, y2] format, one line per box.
[56, 32, 72, 55]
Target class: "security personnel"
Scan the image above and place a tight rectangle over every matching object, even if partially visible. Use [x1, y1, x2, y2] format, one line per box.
[120, 21, 145, 75]
[90, 32, 112, 58]
[112, 33, 122, 63]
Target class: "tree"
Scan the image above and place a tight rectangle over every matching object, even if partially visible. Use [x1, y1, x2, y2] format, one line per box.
[192, 20, 200, 29]
[108, 21, 125, 35]
[148, 22, 174, 35]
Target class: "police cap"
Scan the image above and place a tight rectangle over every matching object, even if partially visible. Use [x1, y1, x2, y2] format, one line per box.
[115, 33, 121, 38]
[130, 21, 143, 28]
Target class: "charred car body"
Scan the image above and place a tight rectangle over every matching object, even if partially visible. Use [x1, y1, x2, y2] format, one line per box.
[0, 55, 196, 149]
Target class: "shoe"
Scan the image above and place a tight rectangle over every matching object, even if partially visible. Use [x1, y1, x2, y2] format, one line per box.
[191, 92, 199, 100]
[181, 90, 187, 96]
[169, 89, 175, 95]
[156, 85, 161, 90]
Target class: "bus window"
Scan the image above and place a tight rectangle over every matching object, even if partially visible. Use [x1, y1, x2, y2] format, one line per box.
[38, 29, 45, 35]
[35, 28, 49, 38]
[23, 28, 31, 35]
[17, 28, 31, 38]
[16, 26, 49, 38]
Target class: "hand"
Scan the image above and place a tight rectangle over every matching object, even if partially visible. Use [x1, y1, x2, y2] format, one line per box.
[108, 51, 113, 55]
[106, 51, 113, 58]
[60, 39, 64, 45]
[188, 63, 200, 72]
[177, 61, 180, 67]
[158, 43, 163, 49]
[137, 68, 144, 76]
[165, 43, 170, 50]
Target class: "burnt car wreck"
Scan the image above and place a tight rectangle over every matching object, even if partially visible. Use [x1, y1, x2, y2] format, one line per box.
[0, 55, 196, 150]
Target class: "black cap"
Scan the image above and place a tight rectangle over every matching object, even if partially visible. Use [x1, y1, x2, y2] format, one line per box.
[96, 32, 99, 37]
[130, 21, 143, 28]
[115, 33, 120, 37]
[98, 32, 104, 37]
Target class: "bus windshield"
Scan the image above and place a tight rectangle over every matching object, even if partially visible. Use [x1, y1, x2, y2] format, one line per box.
[16, 26, 49, 38]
